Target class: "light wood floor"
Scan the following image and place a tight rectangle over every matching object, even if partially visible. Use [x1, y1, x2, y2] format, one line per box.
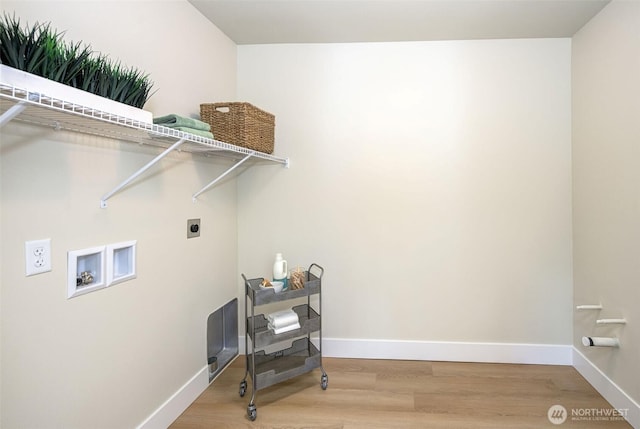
[170, 356, 631, 428]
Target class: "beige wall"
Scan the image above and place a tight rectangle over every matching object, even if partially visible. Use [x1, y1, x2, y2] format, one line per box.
[1, 1, 237, 427]
[237, 39, 573, 344]
[8, 0, 636, 425]
[572, 0, 640, 405]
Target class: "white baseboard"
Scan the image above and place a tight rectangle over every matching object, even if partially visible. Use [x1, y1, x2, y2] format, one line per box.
[136, 365, 209, 429]
[321, 337, 573, 365]
[136, 355, 240, 429]
[239, 336, 572, 365]
[573, 347, 640, 429]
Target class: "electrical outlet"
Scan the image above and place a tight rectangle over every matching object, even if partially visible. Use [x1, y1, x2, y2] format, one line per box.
[187, 219, 201, 239]
[25, 238, 52, 276]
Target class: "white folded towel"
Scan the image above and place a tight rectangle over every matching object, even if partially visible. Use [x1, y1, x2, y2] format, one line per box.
[267, 309, 299, 329]
[268, 322, 301, 335]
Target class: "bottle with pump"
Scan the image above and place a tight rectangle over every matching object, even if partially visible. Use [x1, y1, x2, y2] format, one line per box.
[273, 253, 288, 289]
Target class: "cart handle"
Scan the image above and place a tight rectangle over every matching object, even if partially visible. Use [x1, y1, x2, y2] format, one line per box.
[308, 263, 324, 279]
[241, 273, 251, 290]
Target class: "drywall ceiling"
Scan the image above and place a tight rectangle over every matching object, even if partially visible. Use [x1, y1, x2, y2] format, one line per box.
[188, 0, 610, 44]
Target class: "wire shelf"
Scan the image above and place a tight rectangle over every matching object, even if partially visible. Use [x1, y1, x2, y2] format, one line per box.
[0, 81, 289, 207]
[0, 82, 288, 164]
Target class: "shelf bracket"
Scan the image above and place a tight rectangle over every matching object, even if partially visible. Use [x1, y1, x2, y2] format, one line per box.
[0, 93, 40, 127]
[192, 154, 253, 202]
[0, 100, 28, 127]
[100, 138, 187, 208]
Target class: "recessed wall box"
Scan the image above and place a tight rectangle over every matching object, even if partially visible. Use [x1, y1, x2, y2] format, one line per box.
[107, 240, 137, 286]
[207, 298, 238, 382]
[67, 246, 106, 299]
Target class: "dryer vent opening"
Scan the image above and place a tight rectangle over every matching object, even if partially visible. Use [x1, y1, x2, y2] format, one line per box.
[207, 298, 238, 382]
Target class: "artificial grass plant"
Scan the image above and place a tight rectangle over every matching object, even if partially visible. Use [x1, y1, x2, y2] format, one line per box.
[0, 13, 154, 109]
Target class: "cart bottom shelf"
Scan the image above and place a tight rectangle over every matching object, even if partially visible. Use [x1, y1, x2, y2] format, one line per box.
[248, 337, 321, 391]
[241, 370, 328, 422]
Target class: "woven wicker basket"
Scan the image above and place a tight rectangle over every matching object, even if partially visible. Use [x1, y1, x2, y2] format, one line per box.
[200, 102, 275, 154]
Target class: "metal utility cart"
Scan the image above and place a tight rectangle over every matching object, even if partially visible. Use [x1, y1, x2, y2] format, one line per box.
[239, 263, 327, 421]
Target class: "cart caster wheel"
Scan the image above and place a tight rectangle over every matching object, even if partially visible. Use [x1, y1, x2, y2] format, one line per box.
[321, 374, 328, 390]
[239, 381, 247, 397]
[247, 404, 257, 421]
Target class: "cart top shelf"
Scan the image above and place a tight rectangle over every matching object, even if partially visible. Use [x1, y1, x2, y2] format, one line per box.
[244, 270, 322, 306]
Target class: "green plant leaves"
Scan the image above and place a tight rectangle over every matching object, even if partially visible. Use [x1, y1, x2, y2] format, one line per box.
[1, 12, 154, 108]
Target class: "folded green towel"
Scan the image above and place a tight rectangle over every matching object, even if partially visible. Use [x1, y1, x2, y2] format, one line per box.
[170, 127, 214, 139]
[153, 114, 211, 132]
